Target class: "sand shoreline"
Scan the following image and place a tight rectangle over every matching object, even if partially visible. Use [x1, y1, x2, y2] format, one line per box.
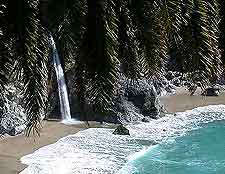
[1, 87, 225, 174]
[160, 87, 225, 113]
[0, 121, 92, 174]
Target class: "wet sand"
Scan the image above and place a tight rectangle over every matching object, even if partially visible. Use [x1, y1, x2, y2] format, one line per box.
[160, 87, 225, 113]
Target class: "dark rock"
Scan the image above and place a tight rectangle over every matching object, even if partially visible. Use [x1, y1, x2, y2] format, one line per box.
[49, 72, 163, 124]
[92, 77, 162, 123]
[141, 117, 151, 122]
[217, 76, 225, 85]
[0, 115, 26, 136]
[8, 125, 26, 136]
[138, 139, 158, 146]
[202, 87, 220, 96]
[172, 78, 181, 87]
[159, 105, 167, 118]
[151, 141, 158, 145]
[188, 84, 198, 96]
[113, 125, 130, 135]
[0, 125, 7, 135]
[165, 71, 174, 80]
[174, 72, 182, 77]
[120, 80, 161, 120]
[165, 84, 176, 93]
[8, 128, 16, 136]
[183, 81, 191, 87]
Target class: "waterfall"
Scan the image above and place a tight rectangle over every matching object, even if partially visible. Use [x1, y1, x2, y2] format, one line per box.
[49, 36, 72, 121]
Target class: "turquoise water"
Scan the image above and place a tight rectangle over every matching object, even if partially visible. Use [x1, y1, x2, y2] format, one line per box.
[21, 105, 225, 174]
[129, 120, 225, 174]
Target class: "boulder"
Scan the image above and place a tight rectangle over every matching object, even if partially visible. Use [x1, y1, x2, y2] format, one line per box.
[188, 84, 198, 96]
[0, 115, 26, 136]
[165, 71, 174, 80]
[141, 117, 151, 122]
[183, 81, 191, 87]
[174, 71, 182, 77]
[164, 83, 176, 94]
[113, 125, 130, 135]
[7, 124, 26, 136]
[202, 87, 220, 96]
[122, 80, 161, 119]
[0, 125, 7, 135]
[217, 76, 225, 85]
[172, 78, 181, 87]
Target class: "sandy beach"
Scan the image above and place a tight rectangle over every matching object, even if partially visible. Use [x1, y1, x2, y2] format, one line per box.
[160, 87, 225, 113]
[0, 121, 94, 174]
[1, 87, 225, 174]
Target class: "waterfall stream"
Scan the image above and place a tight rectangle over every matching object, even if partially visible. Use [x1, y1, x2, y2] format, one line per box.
[50, 36, 72, 121]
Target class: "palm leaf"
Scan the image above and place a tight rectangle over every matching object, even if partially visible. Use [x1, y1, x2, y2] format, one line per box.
[80, 0, 119, 114]
[11, 0, 48, 136]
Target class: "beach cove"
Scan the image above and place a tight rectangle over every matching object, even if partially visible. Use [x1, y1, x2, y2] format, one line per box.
[1, 88, 225, 174]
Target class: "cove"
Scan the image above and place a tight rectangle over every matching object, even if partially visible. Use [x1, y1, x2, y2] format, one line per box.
[20, 105, 225, 174]
[122, 120, 225, 174]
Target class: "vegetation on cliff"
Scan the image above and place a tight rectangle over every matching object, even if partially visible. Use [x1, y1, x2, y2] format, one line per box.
[0, 0, 225, 134]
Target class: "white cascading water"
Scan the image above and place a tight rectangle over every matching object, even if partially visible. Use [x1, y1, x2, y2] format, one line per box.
[49, 36, 72, 121]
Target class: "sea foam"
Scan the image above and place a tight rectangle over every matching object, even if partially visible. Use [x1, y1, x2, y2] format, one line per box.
[20, 105, 225, 174]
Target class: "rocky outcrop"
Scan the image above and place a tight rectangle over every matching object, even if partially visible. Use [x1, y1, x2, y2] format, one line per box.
[164, 71, 225, 96]
[0, 82, 26, 136]
[112, 125, 130, 135]
[202, 87, 220, 96]
[141, 117, 151, 122]
[164, 71, 187, 87]
[48, 74, 165, 124]
[103, 76, 164, 123]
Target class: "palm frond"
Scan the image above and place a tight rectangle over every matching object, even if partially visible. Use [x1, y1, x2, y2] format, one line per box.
[53, 0, 87, 68]
[218, 0, 225, 66]
[186, 0, 221, 87]
[12, 0, 48, 136]
[0, 1, 13, 89]
[129, 0, 169, 78]
[116, 0, 142, 80]
[80, 0, 119, 114]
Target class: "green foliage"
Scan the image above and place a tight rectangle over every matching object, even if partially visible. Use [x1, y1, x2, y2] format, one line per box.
[0, 0, 225, 133]
[52, 0, 224, 117]
[0, 0, 49, 135]
[16, 0, 48, 136]
[80, 0, 119, 113]
[0, 2, 12, 89]
[218, 0, 225, 66]
[116, 0, 142, 80]
[174, 0, 222, 87]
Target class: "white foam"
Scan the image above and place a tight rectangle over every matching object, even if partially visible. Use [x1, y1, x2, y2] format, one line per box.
[127, 145, 158, 161]
[20, 105, 225, 174]
[60, 119, 83, 125]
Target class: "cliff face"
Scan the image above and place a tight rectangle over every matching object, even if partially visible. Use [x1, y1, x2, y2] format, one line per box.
[0, 82, 26, 136]
[47, 72, 164, 123]
[102, 76, 164, 123]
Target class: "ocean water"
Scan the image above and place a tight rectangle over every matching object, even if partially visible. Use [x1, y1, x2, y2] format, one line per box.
[121, 120, 225, 174]
[20, 105, 225, 174]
